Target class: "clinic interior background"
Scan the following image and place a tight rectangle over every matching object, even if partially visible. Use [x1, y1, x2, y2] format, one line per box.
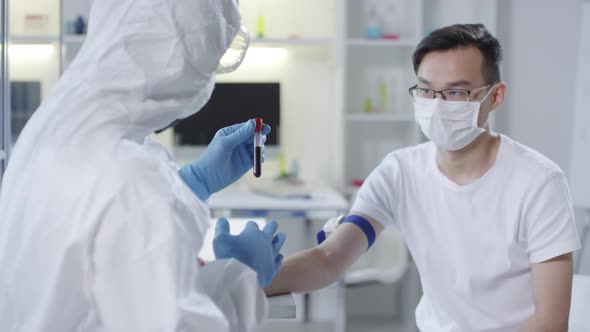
[5, 0, 590, 331]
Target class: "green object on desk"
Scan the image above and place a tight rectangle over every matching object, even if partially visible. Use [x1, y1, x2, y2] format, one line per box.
[278, 152, 287, 177]
[257, 15, 265, 38]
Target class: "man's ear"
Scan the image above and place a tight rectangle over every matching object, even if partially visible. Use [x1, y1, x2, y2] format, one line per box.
[489, 82, 507, 112]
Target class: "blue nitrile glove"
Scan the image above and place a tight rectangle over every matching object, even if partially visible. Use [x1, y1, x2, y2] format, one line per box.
[179, 120, 271, 201]
[213, 218, 287, 288]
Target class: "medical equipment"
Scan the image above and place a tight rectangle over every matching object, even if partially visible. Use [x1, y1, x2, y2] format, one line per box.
[179, 120, 270, 201]
[317, 214, 376, 249]
[317, 214, 346, 244]
[254, 118, 263, 177]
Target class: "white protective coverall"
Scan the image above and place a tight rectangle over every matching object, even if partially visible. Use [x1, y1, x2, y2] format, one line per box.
[0, 0, 268, 331]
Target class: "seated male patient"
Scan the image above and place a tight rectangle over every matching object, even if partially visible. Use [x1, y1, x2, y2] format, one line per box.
[265, 24, 581, 332]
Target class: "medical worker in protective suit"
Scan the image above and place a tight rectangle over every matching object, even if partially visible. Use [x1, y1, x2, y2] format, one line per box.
[0, 0, 286, 331]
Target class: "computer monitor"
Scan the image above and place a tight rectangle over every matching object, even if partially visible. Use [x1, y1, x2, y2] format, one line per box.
[174, 82, 280, 146]
[11, 81, 42, 141]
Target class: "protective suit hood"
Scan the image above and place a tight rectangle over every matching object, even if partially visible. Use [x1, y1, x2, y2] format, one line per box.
[60, 0, 241, 140]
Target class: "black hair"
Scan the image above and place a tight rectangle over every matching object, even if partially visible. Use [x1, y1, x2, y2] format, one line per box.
[412, 24, 502, 84]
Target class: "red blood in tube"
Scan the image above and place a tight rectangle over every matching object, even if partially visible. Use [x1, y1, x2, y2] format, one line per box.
[254, 147, 262, 178]
[253, 118, 263, 178]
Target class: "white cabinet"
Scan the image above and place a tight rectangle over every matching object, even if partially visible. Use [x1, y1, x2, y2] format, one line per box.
[341, 0, 424, 187]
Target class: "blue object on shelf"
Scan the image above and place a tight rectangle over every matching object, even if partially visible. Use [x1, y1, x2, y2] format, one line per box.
[74, 16, 86, 35]
[367, 26, 382, 39]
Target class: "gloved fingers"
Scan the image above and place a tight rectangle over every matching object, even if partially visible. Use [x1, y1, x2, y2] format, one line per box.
[263, 220, 279, 239]
[272, 232, 287, 253]
[261, 124, 271, 135]
[245, 220, 261, 232]
[215, 122, 244, 138]
[246, 142, 255, 152]
[275, 254, 284, 266]
[224, 120, 255, 147]
[215, 218, 231, 237]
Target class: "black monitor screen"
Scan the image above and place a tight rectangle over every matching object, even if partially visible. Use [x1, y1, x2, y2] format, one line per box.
[175, 83, 280, 145]
[11, 81, 42, 141]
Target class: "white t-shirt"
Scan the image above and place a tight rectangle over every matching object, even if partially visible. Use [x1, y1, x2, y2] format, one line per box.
[351, 135, 581, 332]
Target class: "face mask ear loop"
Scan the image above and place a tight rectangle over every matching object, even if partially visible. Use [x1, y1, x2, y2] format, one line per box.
[473, 84, 495, 128]
[478, 84, 496, 105]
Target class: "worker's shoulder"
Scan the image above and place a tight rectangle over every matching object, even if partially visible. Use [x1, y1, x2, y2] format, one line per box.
[500, 134, 565, 179]
[109, 140, 180, 192]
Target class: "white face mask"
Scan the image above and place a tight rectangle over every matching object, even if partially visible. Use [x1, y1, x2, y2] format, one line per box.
[413, 86, 494, 151]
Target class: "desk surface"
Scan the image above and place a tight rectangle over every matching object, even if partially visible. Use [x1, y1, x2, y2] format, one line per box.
[209, 179, 349, 212]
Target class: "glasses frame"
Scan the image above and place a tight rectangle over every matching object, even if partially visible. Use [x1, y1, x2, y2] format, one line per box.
[408, 83, 495, 101]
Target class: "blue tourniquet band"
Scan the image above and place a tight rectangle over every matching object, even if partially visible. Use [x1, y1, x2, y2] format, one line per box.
[342, 215, 376, 249]
[317, 230, 327, 245]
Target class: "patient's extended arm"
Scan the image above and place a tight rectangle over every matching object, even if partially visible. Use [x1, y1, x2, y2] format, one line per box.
[517, 253, 574, 332]
[264, 212, 384, 296]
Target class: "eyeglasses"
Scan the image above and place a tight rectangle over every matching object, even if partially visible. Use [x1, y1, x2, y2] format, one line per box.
[408, 83, 495, 102]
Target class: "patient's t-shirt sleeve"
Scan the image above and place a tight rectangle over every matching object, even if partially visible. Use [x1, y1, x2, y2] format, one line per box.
[523, 173, 581, 263]
[351, 154, 399, 229]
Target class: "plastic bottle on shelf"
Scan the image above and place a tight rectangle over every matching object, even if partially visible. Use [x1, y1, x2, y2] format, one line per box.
[257, 15, 265, 38]
[278, 152, 287, 177]
[366, 6, 382, 39]
[63, 20, 73, 35]
[378, 80, 387, 113]
[364, 97, 372, 113]
[290, 159, 300, 179]
[74, 16, 86, 35]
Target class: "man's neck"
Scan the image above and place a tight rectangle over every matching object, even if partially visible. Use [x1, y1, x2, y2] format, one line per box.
[436, 132, 502, 186]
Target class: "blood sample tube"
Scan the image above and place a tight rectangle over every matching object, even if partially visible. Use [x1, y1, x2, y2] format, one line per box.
[253, 118, 263, 178]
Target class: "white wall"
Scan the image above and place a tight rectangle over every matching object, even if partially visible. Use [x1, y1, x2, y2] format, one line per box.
[496, 0, 589, 275]
[495, 0, 582, 172]
[10, 0, 60, 36]
[570, 1, 590, 210]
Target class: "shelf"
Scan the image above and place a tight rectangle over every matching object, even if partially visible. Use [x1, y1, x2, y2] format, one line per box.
[251, 38, 332, 47]
[346, 113, 415, 122]
[56, 35, 331, 47]
[347, 38, 418, 48]
[63, 35, 86, 44]
[11, 113, 35, 120]
[10, 36, 59, 44]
